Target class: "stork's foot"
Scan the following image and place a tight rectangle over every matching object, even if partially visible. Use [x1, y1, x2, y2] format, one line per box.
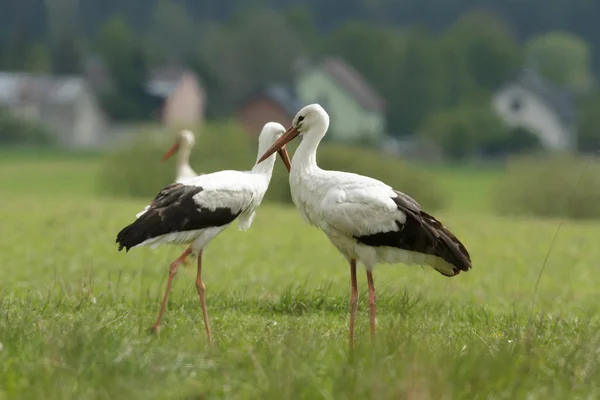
[149, 323, 161, 336]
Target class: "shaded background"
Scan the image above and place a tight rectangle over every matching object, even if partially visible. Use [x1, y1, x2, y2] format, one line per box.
[3, 0, 600, 218]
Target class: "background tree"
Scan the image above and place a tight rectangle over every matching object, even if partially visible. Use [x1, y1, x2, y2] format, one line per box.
[392, 26, 446, 136]
[45, 0, 83, 73]
[576, 94, 600, 153]
[442, 10, 522, 93]
[526, 31, 595, 94]
[96, 16, 154, 120]
[418, 105, 512, 160]
[148, 0, 196, 61]
[197, 10, 307, 116]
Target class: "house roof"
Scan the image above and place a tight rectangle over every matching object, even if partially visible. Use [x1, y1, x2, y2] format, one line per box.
[146, 64, 189, 98]
[309, 57, 386, 112]
[262, 84, 304, 117]
[242, 83, 304, 118]
[501, 68, 576, 128]
[0, 72, 86, 106]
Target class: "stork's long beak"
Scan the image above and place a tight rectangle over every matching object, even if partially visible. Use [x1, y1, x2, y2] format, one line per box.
[277, 147, 291, 172]
[161, 142, 180, 162]
[258, 126, 300, 165]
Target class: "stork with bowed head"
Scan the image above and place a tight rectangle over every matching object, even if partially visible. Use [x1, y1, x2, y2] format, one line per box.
[257, 104, 472, 349]
[116, 122, 292, 341]
[162, 129, 199, 183]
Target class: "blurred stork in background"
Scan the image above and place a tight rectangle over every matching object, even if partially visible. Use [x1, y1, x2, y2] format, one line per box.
[162, 129, 200, 183]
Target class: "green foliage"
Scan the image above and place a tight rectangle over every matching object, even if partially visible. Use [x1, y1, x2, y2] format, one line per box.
[485, 126, 543, 156]
[525, 31, 595, 94]
[392, 27, 447, 135]
[576, 94, 600, 152]
[96, 16, 156, 121]
[326, 11, 523, 137]
[444, 10, 523, 91]
[494, 154, 600, 219]
[419, 103, 543, 160]
[197, 10, 307, 116]
[418, 105, 509, 160]
[0, 111, 55, 146]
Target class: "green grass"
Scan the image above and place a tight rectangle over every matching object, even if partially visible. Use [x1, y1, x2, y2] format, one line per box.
[2, 155, 600, 399]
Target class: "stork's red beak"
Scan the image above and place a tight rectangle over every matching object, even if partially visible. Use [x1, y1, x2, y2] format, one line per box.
[277, 147, 292, 172]
[258, 126, 300, 165]
[161, 142, 180, 162]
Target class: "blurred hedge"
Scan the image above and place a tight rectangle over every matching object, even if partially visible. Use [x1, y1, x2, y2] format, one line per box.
[419, 105, 543, 160]
[98, 122, 445, 210]
[0, 110, 55, 146]
[493, 153, 600, 219]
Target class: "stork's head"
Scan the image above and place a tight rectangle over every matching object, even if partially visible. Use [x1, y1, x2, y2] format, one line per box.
[257, 122, 291, 172]
[257, 104, 329, 165]
[161, 129, 196, 162]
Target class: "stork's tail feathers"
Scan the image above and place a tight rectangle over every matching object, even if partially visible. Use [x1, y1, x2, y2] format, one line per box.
[420, 211, 472, 277]
[115, 223, 141, 252]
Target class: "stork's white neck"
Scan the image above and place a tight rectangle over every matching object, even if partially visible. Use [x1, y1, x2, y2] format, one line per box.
[292, 118, 329, 172]
[251, 140, 277, 175]
[176, 140, 193, 172]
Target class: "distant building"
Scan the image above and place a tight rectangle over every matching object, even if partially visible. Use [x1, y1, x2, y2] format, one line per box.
[237, 84, 303, 136]
[84, 57, 206, 129]
[146, 64, 206, 129]
[493, 68, 576, 151]
[0, 71, 110, 149]
[294, 57, 386, 143]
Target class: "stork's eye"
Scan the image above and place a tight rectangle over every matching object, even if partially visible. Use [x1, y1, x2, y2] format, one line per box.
[297, 116, 305, 122]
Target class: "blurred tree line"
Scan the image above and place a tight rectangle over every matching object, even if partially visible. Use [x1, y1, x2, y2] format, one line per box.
[3, 0, 600, 157]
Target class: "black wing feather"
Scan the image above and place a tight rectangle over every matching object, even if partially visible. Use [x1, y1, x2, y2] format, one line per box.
[353, 190, 472, 277]
[115, 183, 241, 252]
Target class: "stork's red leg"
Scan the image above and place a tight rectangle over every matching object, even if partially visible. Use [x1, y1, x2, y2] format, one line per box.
[349, 259, 358, 350]
[195, 249, 213, 343]
[150, 247, 192, 334]
[366, 269, 376, 342]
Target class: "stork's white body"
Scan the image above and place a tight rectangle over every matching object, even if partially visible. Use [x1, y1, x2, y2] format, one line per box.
[136, 168, 273, 252]
[289, 128, 457, 276]
[120, 123, 287, 256]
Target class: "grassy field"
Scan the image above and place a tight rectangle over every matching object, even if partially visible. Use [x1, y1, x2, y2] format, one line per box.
[2, 153, 600, 399]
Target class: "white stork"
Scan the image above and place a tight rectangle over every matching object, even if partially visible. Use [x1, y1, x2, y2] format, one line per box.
[116, 122, 291, 341]
[162, 129, 199, 183]
[257, 104, 472, 348]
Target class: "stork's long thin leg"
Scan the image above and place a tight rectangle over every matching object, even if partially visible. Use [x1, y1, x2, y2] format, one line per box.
[150, 247, 192, 334]
[366, 269, 376, 342]
[349, 259, 358, 350]
[195, 249, 213, 343]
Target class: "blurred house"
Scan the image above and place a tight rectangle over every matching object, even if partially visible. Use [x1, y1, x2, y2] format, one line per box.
[294, 57, 386, 143]
[0, 71, 110, 148]
[146, 64, 206, 129]
[493, 68, 576, 151]
[237, 84, 303, 136]
[84, 57, 206, 129]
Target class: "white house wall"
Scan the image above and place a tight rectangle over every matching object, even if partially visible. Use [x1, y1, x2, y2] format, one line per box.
[492, 85, 572, 150]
